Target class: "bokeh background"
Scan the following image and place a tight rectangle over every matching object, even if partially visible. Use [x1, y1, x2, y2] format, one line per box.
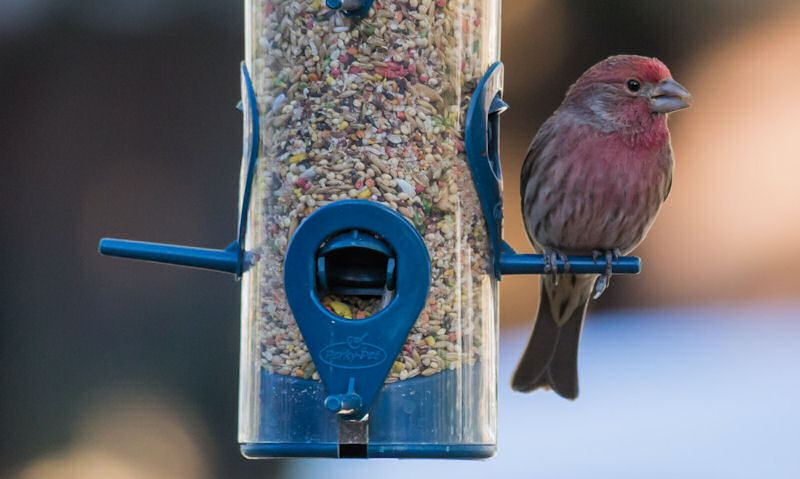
[2, 0, 800, 477]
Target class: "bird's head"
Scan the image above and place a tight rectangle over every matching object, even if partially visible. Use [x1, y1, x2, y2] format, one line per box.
[564, 55, 693, 134]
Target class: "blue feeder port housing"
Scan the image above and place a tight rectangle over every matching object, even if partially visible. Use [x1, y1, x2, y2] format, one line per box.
[98, 62, 641, 459]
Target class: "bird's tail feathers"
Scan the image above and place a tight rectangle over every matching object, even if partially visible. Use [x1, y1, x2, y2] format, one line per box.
[511, 275, 594, 399]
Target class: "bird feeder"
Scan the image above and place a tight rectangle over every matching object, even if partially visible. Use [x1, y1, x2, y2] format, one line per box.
[99, 0, 640, 459]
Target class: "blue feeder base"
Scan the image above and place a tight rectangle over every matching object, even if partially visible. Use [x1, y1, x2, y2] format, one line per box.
[241, 366, 495, 459]
[240, 443, 496, 459]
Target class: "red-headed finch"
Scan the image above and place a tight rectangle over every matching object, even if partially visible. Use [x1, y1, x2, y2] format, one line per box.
[513, 55, 692, 399]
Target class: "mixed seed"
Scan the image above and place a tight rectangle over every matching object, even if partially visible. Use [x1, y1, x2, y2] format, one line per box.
[248, 0, 498, 382]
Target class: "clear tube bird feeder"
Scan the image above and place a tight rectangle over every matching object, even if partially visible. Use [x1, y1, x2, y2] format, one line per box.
[98, 0, 641, 460]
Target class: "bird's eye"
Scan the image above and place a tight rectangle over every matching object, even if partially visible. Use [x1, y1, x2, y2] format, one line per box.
[626, 79, 641, 92]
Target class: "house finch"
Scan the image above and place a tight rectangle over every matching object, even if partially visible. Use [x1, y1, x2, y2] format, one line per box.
[512, 55, 692, 399]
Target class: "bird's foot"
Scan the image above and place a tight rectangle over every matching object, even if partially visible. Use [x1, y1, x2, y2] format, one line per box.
[591, 248, 620, 299]
[543, 248, 570, 284]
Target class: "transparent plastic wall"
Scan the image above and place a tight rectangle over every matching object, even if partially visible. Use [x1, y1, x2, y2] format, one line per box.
[240, 0, 501, 458]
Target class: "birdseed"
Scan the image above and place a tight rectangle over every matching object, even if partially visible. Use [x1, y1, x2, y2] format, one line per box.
[247, 0, 499, 382]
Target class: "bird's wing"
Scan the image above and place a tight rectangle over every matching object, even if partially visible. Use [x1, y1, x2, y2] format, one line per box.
[519, 115, 558, 202]
[519, 114, 567, 250]
[661, 141, 675, 202]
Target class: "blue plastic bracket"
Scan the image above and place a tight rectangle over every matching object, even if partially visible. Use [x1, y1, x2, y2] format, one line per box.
[97, 63, 261, 279]
[283, 200, 431, 420]
[326, 0, 375, 18]
[324, 377, 363, 415]
[464, 62, 642, 278]
[316, 229, 396, 297]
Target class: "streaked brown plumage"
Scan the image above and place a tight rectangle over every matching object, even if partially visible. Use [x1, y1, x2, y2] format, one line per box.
[512, 55, 692, 398]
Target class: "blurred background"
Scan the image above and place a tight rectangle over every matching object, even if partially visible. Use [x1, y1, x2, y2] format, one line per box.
[2, 0, 799, 477]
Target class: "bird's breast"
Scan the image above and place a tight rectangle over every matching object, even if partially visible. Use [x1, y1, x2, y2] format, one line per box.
[524, 125, 672, 254]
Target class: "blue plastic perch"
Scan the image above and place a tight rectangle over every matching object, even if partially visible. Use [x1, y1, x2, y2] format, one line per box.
[497, 241, 640, 276]
[98, 238, 241, 275]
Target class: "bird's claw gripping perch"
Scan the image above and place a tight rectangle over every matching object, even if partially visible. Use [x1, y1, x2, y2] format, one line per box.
[543, 248, 570, 284]
[592, 248, 620, 298]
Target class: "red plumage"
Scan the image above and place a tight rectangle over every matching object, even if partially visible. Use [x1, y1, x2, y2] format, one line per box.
[512, 55, 692, 398]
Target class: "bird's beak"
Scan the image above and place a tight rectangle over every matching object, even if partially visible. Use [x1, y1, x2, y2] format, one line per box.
[650, 78, 693, 114]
